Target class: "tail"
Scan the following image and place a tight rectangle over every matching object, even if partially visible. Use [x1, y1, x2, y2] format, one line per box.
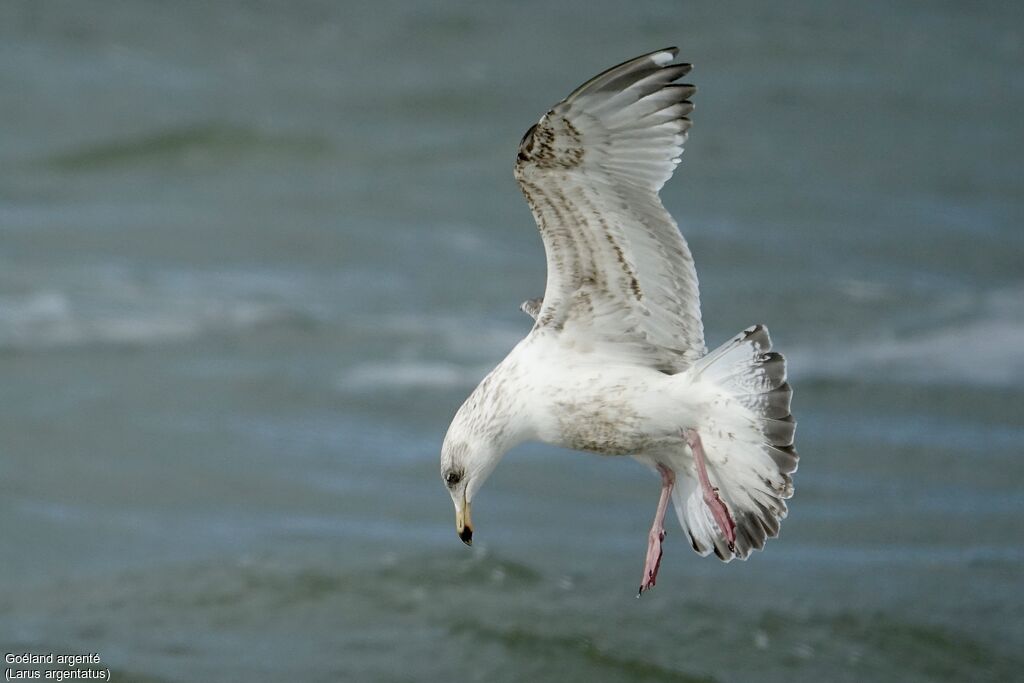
[671, 324, 798, 561]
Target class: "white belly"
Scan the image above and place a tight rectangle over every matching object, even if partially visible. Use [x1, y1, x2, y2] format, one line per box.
[521, 340, 701, 456]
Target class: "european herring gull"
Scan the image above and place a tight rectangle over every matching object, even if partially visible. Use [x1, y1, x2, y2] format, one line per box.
[440, 48, 798, 595]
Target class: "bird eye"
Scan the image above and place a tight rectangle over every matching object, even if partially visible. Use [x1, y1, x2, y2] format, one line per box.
[444, 471, 461, 487]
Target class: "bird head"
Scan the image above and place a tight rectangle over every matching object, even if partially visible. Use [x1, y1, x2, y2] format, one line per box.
[440, 432, 504, 547]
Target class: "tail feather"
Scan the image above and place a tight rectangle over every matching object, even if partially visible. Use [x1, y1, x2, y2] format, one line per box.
[762, 382, 793, 419]
[672, 324, 799, 562]
[763, 414, 796, 448]
[766, 443, 799, 475]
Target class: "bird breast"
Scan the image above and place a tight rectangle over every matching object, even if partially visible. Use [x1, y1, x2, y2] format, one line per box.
[523, 354, 688, 456]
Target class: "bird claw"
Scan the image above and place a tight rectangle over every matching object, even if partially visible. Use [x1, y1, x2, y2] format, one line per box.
[637, 531, 664, 597]
[637, 569, 658, 598]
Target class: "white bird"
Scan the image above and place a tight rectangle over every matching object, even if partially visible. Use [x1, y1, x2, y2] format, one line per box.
[440, 48, 798, 595]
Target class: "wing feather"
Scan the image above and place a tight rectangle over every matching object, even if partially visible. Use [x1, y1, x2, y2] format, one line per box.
[515, 48, 704, 370]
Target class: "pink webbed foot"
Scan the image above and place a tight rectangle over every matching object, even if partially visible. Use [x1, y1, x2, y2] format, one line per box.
[685, 428, 736, 550]
[638, 463, 675, 597]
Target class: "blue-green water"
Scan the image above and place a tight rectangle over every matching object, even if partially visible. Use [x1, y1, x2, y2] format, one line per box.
[2, 2, 1022, 681]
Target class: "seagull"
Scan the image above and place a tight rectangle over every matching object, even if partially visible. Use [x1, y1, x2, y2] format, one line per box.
[440, 48, 798, 595]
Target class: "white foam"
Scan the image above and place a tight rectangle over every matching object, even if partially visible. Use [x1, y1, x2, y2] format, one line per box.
[0, 264, 315, 350]
[360, 312, 525, 356]
[337, 361, 488, 392]
[790, 285, 1024, 387]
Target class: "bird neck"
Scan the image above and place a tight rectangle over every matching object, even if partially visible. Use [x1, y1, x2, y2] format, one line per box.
[451, 356, 528, 455]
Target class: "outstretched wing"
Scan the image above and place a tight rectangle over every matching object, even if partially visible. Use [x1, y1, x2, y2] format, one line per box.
[515, 48, 705, 372]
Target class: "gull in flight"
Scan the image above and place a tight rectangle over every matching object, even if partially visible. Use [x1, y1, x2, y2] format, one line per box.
[440, 48, 798, 594]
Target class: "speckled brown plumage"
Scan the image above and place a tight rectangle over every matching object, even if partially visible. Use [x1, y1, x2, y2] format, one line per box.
[440, 49, 799, 578]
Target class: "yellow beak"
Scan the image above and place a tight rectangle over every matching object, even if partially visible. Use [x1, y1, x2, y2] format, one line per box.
[455, 496, 473, 546]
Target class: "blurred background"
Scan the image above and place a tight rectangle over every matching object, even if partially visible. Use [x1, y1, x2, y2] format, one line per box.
[1, 1, 1022, 681]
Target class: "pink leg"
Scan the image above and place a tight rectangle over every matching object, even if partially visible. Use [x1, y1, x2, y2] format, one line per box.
[685, 428, 736, 550]
[637, 463, 675, 597]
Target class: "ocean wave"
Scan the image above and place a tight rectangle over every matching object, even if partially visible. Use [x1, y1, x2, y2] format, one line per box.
[337, 360, 489, 392]
[339, 293, 1024, 392]
[789, 285, 1024, 387]
[336, 312, 524, 392]
[39, 122, 332, 171]
[0, 265, 319, 351]
[356, 312, 526, 356]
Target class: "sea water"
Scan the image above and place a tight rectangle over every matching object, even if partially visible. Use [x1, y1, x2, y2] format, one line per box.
[1, 1, 1022, 681]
